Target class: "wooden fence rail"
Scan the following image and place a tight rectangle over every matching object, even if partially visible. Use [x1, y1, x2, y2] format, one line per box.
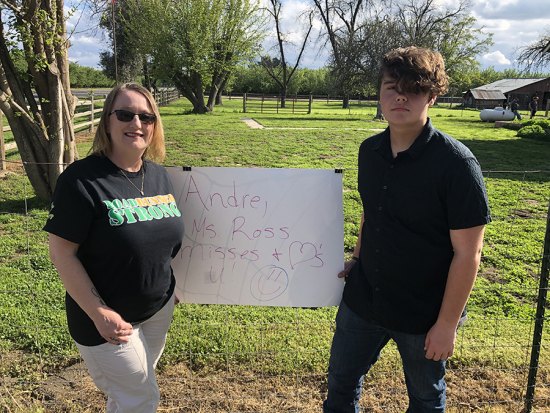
[0, 88, 180, 170]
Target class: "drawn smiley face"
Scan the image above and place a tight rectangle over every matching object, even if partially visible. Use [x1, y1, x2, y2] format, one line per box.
[250, 265, 289, 301]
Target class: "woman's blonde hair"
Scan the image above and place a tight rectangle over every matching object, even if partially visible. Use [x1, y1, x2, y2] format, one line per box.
[90, 83, 166, 162]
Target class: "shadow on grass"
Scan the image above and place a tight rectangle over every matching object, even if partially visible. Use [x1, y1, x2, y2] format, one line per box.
[460, 138, 550, 182]
[250, 116, 368, 122]
[0, 195, 49, 215]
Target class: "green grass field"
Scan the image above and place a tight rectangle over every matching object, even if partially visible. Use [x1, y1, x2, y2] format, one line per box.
[1, 98, 549, 411]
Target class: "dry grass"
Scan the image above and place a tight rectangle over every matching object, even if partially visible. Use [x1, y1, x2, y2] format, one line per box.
[2, 348, 549, 413]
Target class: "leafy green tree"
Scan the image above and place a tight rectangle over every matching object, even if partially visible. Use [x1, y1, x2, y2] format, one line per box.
[0, 0, 77, 200]
[231, 63, 278, 94]
[124, 0, 265, 113]
[69, 62, 114, 88]
[98, 1, 142, 83]
[295, 67, 330, 95]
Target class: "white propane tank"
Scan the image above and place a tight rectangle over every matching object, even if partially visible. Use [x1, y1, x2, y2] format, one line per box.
[479, 107, 515, 122]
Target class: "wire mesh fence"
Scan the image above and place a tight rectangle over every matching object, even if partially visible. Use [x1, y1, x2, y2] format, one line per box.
[0, 160, 549, 412]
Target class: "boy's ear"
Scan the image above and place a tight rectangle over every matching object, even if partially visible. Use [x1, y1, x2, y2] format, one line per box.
[428, 95, 437, 106]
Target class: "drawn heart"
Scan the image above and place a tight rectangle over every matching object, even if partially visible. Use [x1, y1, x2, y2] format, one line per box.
[289, 241, 318, 269]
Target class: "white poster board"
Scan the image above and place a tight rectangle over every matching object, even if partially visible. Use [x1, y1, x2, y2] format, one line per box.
[167, 167, 344, 307]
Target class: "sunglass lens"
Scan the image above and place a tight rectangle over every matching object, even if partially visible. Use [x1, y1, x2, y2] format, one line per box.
[115, 110, 135, 122]
[138, 113, 156, 124]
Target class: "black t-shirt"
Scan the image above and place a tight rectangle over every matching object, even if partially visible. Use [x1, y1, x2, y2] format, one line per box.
[343, 119, 491, 334]
[44, 155, 184, 345]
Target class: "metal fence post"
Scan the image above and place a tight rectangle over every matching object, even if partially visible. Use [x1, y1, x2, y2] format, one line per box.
[0, 112, 5, 171]
[524, 199, 550, 412]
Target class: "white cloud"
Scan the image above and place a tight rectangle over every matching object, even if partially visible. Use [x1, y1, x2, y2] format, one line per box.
[481, 51, 512, 66]
[72, 35, 99, 46]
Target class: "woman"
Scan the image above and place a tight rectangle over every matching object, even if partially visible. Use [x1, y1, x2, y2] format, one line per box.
[44, 83, 184, 412]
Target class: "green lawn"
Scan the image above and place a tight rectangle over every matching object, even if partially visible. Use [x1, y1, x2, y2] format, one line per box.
[1, 98, 549, 410]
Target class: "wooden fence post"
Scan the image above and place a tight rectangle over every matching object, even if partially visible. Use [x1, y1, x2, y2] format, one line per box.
[308, 95, 313, 114]
[545, 99, 549, 117]
[243, 93, 247, 113]
[89, 92, 95, 133]
[0, 112, 5, 171]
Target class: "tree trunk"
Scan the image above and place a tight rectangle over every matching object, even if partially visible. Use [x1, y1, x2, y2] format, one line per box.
[0, 1, 76, 201]
[342, 95, 350, 109]
[207, 72, 229, 111]
[173, 73, 210, 114]
[280, 87, 287, 109]
[375, 101, 384, 120]
[215, 77, 228, 106]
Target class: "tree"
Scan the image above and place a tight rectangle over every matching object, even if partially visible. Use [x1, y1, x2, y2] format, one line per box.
[314, 0, 491, 106]
[124, 0, 264, 114]
[98, 1, 142, 83]
[261, 0, 313, 107]
[0, 1, 77, 201]
[392, 0, 491, 80]
[231, 63, 279, 94]
[69, 62, 114, 88]
[313, 0, 369, 108]
[518, 32, 550, 72]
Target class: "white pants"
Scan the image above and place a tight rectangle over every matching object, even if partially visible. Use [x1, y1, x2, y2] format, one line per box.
[76, 296, 175, 413]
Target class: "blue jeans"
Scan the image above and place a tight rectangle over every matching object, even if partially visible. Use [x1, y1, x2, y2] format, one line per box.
[323, 301, 446, 413]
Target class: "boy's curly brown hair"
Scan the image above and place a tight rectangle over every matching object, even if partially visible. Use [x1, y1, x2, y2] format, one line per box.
[379, 46, 449, 97]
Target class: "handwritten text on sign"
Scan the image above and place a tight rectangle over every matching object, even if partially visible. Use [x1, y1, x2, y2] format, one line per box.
[167, 167, 344, 307]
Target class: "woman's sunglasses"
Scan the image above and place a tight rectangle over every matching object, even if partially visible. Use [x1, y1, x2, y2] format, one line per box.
[109, 109, 156, 125]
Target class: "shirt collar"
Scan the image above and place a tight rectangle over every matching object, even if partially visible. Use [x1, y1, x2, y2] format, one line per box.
[373, 118, 436, 160]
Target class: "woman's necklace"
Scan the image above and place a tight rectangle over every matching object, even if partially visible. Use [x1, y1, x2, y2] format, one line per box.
[119, 167, 145, 196]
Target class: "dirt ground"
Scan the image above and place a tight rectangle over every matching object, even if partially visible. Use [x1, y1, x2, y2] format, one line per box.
[2, 353, 549, 413]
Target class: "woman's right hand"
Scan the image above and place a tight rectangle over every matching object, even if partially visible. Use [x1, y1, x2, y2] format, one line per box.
[93, 306, 134, 345]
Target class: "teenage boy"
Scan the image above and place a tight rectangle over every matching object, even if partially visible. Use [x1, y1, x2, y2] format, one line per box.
[323, 46, 491, 413]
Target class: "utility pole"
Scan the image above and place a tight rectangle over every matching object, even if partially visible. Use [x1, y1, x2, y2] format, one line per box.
[112, 0, 118, 83]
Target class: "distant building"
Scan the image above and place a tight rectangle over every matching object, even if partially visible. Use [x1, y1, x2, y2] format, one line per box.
[463, 78, 550, 110]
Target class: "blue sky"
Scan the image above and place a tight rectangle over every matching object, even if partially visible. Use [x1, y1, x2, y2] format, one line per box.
[65, 0, 550, 72]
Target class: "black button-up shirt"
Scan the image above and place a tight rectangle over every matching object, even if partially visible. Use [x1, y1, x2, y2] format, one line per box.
[343, 119, 491, 334]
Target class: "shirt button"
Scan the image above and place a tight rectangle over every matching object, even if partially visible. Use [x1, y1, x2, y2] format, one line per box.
[390, 165, 395, 169]
[375, 227, 380, 232]
[382, 185, 388, 190]
[378, 206, 383, 211]
[375, 268, 380, 273]
[375, 249, 380, 253]
[375, 287, 380, 292]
